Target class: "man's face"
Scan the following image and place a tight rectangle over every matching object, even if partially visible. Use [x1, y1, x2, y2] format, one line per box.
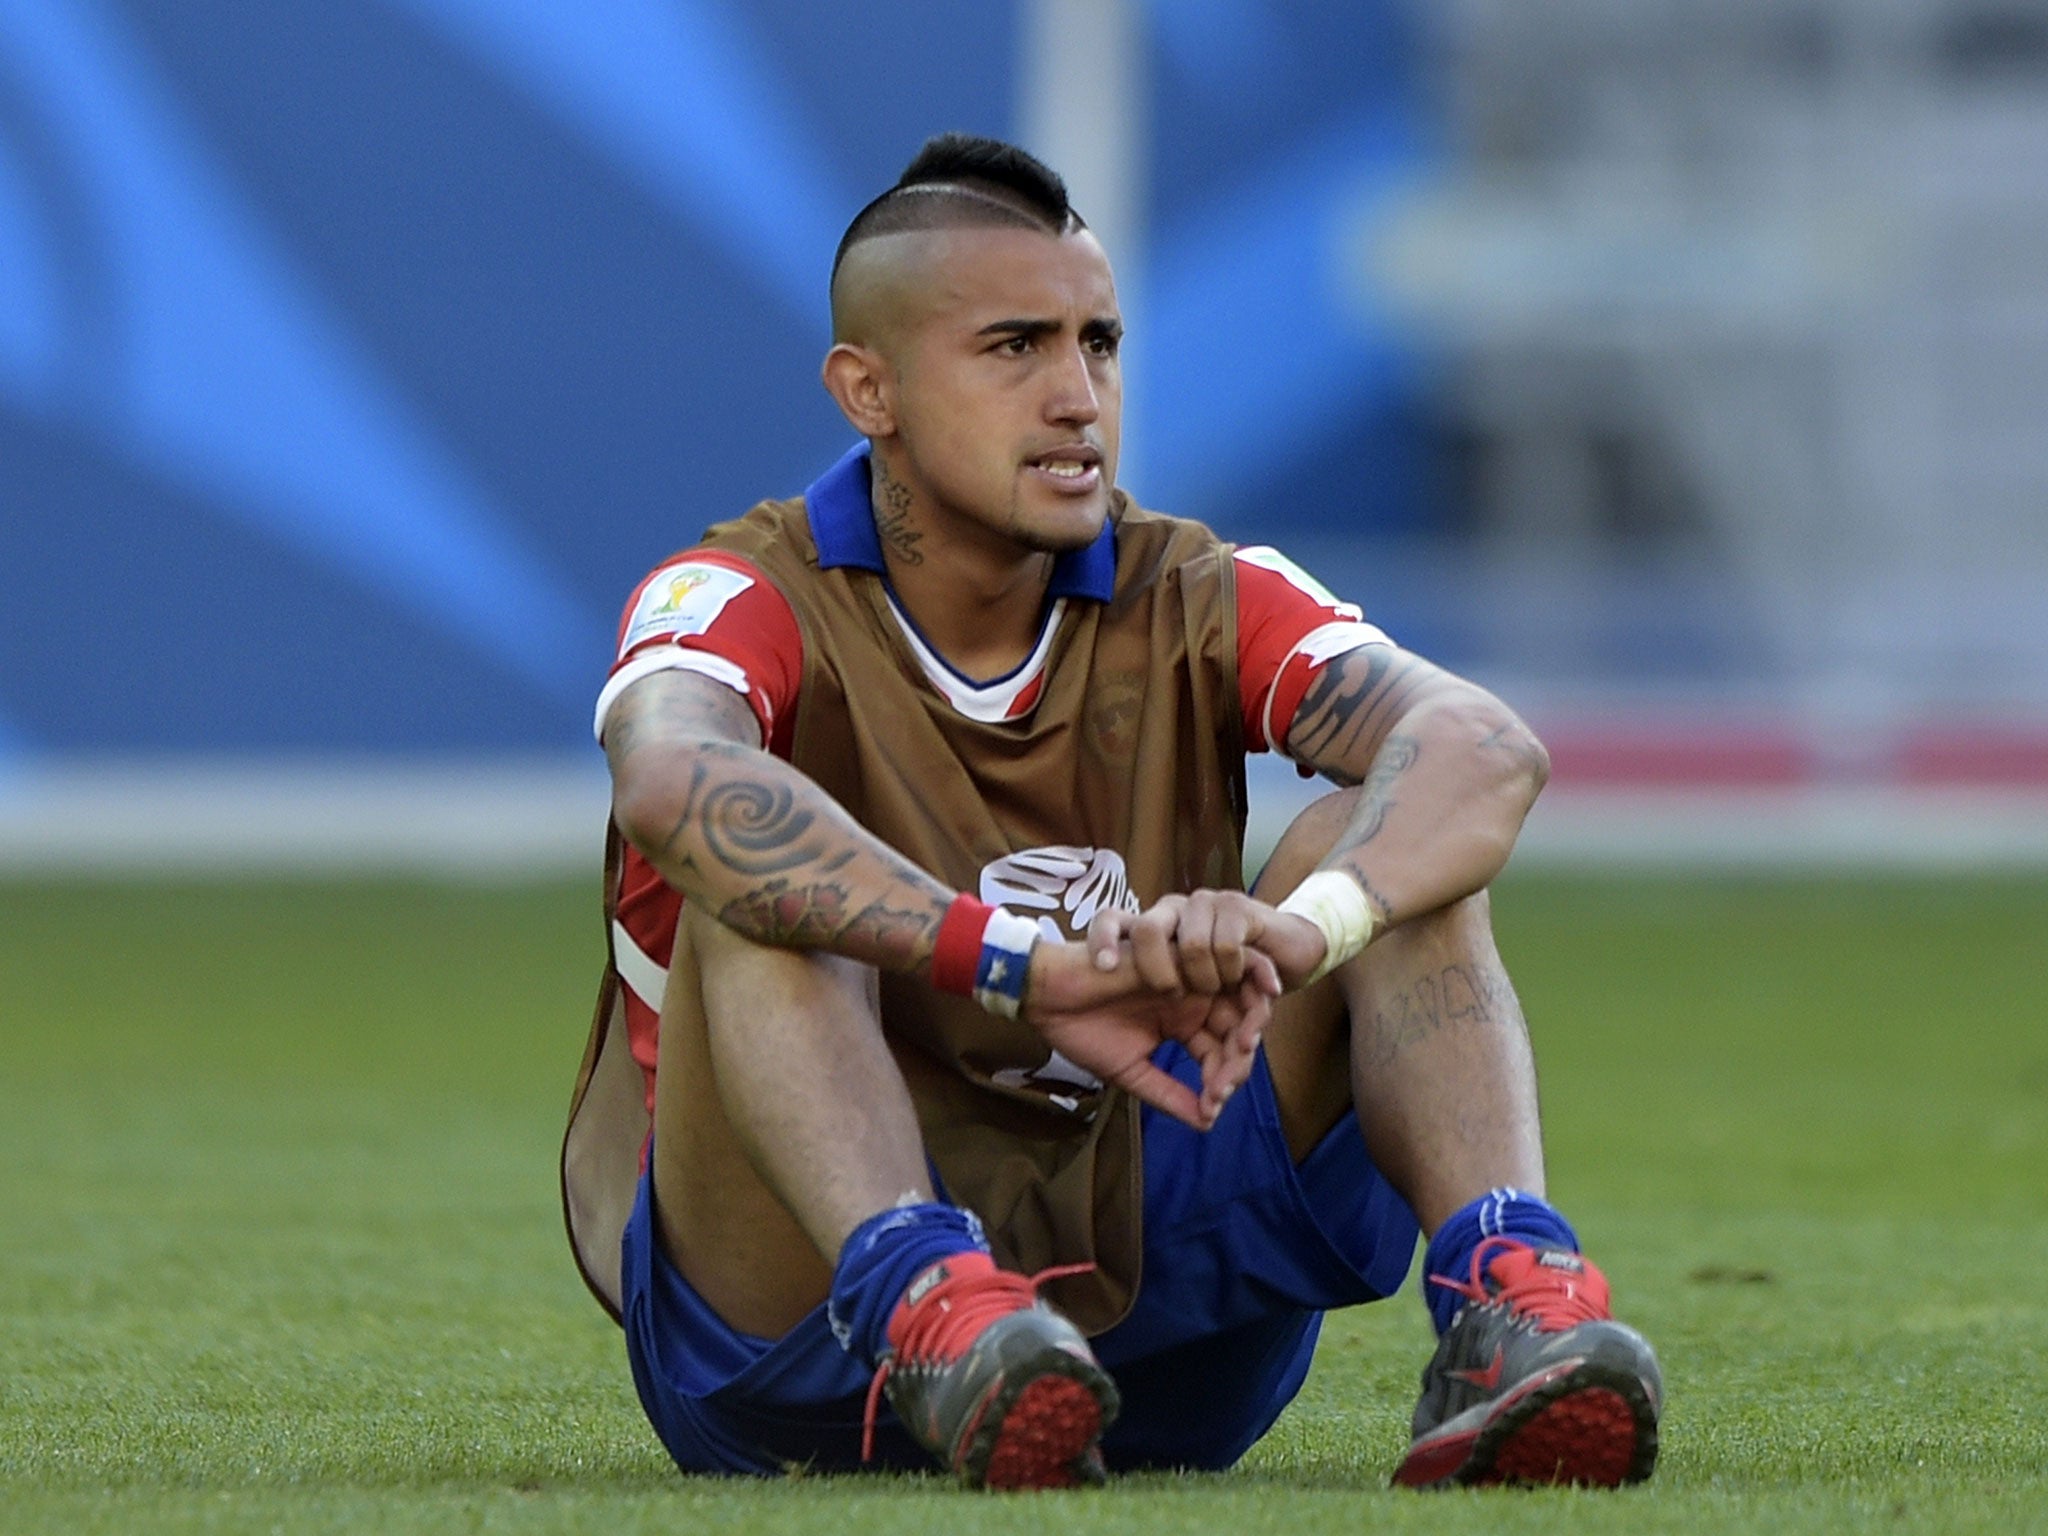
[883, 225, 1123, 554]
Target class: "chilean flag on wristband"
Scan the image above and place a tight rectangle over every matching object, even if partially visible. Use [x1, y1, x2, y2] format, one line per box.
[933, 895, 1038, 1019]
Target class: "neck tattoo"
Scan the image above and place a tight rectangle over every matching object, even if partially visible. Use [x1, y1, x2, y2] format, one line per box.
[871, 457, 925, 567]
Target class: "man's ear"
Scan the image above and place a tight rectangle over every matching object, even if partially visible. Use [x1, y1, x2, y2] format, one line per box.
[821, 343, 895, 437]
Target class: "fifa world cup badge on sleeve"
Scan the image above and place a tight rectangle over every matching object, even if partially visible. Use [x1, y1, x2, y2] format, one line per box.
[623, 562, 755, 651]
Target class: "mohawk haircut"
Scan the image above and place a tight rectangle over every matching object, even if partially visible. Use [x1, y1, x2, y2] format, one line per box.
[830, 133, 1083, 285]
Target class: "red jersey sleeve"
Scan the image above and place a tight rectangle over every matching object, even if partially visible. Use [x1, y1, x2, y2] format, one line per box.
[1233, 546, 1393, 758]
[593, 549, 803, 756]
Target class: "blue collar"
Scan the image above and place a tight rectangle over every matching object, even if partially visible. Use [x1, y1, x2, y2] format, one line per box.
[803, 442, 1117, 602]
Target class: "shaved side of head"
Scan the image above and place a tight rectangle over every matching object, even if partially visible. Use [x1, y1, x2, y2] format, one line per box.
[829, 134, 1084, 346]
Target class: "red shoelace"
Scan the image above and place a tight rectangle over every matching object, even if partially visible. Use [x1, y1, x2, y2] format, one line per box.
[1427, 1236, 1612, 1333]
[861, 1260, 1094, 1461]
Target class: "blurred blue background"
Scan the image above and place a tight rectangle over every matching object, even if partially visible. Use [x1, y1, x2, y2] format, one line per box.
[4, 0, 2046, 858]
[0, 0, 1435, 757]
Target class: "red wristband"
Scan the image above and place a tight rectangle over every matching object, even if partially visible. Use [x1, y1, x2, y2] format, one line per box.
[932, 894, 993, 996]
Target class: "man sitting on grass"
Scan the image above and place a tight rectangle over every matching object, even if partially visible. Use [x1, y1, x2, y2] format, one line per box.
[563, 132, 1662, 1489]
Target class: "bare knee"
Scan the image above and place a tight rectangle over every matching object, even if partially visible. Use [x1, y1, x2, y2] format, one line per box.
[1370, 888, 1496, 963]
[686, 903, 880, 1024]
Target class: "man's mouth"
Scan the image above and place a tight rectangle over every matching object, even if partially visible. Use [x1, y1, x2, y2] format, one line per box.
[1026, 447, 1103, 491]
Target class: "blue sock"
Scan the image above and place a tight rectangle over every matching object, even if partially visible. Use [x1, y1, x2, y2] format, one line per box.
[1421, 1187, 1580, 1335]
[826, 1202, 991, 1366]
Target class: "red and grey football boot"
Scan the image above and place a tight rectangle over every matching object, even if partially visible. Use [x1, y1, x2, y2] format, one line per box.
[1394, 1238, 1662, 1489]
[863, 1252, 1118, 1489]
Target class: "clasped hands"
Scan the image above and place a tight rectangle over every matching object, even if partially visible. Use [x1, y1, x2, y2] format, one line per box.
[1020, 891, 1331, 1133]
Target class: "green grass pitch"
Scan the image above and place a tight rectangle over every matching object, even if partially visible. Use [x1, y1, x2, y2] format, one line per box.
[2, 870, 2043, 1533]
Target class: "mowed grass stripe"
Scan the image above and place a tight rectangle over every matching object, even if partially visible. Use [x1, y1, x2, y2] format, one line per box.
[1, 873, 2042, 1534]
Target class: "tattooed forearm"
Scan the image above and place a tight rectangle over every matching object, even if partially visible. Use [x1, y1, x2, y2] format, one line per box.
[719, 879, 852, 945]
[841, 896, 944, 969]
[719, 880, 943, 966]
[608, 669, 961, 974]
[654, 758, 710, 873]
[697, 778, 822, 876]
[871, 456, 925, 566]
[652, 741, 763, 864]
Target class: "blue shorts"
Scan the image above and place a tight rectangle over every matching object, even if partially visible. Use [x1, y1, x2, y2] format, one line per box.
[620, 1043, 1419, 1475]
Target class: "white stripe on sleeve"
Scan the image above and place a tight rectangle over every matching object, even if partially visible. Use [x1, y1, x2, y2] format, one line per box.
[1260, 620, 1394, 759]
[610, 920, 671, 1011]
[593, 648, 764, 745]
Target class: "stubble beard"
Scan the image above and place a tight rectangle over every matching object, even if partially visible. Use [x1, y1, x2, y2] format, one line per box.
[1002, 481, 1113, 555]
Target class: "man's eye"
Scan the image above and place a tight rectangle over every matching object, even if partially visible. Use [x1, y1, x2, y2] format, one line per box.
[1000, 335, 1033, 355]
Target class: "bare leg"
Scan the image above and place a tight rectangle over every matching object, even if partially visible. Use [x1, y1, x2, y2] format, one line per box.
[654, 908, 1121, 1491]
[1255, 808, 1657, 1492]
[652, 902, 933, 1338]
[1255, 790, 1545, 1234]
[1336, 889, 1543, 1232]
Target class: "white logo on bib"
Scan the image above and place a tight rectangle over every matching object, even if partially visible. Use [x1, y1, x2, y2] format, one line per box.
[977, 846, 1140, 1110]
[979, 845, 1136, 941]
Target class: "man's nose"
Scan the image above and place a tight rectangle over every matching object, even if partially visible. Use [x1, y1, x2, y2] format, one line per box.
[1045, 344, 1100, 424]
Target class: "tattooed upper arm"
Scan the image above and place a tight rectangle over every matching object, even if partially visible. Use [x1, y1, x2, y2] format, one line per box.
[603, 667, 760, 781]
[1282, 644, 1455, 786]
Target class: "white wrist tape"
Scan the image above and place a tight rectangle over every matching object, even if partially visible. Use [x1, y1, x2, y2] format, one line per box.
[1276, 870, 1377, 985]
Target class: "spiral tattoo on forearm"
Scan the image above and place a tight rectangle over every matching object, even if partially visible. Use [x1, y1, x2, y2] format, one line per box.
[698, 777, 822, 876]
